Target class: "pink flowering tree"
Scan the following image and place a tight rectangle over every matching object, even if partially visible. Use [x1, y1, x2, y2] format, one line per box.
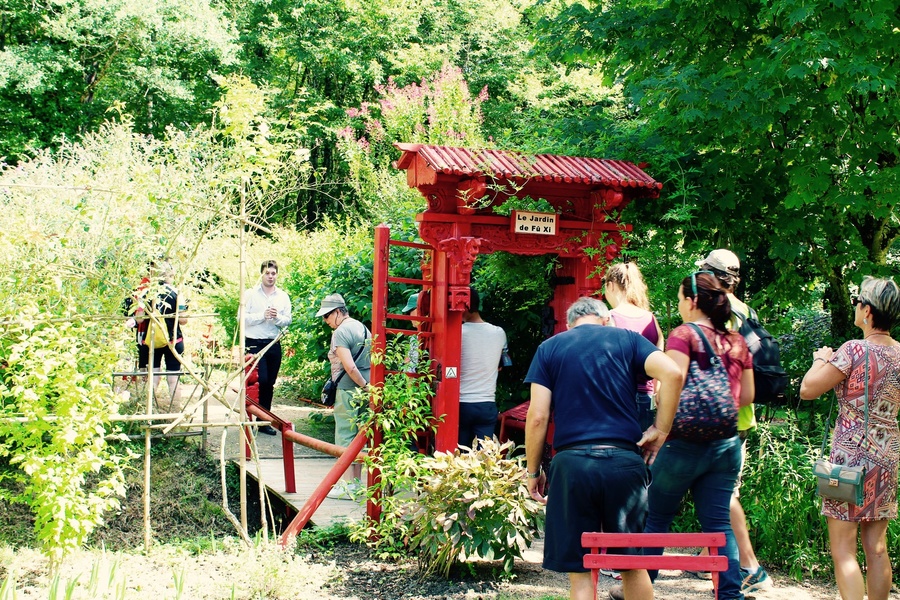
[337, 64, 490, 221]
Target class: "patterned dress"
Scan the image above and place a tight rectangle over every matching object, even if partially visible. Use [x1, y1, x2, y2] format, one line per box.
[823, 340, 900, 521]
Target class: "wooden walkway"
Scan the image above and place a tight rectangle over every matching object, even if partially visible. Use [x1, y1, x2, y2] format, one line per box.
[151, 379, 367, 529]
[237, 455, 366, 528]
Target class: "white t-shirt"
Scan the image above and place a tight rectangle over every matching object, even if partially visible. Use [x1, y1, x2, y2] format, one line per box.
[459, 321, 507, 404]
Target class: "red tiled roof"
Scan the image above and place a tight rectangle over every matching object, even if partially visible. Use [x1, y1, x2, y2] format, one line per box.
[394, 143, 662, 190]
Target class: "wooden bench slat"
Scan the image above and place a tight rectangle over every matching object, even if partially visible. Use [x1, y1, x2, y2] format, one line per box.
[581, 532, 725, 547]
[583, 554, 728, 571]
[582, 532, 728, 600]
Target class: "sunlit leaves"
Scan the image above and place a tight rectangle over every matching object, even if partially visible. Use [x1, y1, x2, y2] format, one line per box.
[0, 0, 239, 161]
[0, 313, 133, 567]
[406, 438, 545, 578]
[536, 0, 899, 338]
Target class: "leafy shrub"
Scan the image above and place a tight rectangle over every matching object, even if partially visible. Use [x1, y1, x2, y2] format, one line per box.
[407, 438, 545, 578]
[740, 420, 829, 578]
[775, 306, 832, 402]
[349, 337, 437, 558]
[0, 312, 133, 567]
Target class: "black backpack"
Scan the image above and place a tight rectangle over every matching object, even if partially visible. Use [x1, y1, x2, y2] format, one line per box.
[733, 308, 788, 404]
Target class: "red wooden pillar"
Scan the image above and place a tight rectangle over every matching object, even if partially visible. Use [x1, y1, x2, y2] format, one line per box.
[367, 225, 389, 522]
[431, 249, 463, 453]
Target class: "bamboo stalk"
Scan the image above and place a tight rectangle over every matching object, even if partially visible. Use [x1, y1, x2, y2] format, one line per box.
[238, 181, 248, 534]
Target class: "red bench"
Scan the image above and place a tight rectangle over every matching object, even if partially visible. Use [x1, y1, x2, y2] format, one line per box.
[582, 532, 727, 600]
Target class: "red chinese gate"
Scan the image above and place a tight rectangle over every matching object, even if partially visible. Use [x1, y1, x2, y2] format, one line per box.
[279, 143, 661, 540]
[383, 143, 662, 452]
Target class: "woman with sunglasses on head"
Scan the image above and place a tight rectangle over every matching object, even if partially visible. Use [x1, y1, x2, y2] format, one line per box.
[603, 262, 665, 432]
[800, 277, 900, 600]
[637, 271, 754, 600]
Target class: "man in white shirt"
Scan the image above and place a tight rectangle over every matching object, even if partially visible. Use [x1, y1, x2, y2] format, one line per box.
[459, 287, 507, 447]
[242, 260, 292, 435]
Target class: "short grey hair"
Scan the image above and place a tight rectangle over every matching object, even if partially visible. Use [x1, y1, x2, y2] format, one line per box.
[566, 297, 609, 327]
[860, 276, 900, 330]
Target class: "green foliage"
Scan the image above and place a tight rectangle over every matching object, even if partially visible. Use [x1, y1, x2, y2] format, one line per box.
[0, 0, 239, 161]
[349, 337, 437, 558]
[337, 64, 490, 223]
[491, 195, 556, 217]
[0, 74, 299, 564]
[773, 305, 833, 402]
[295, 522, 352, 552]
[740, 421, 829, 578]
[0, 312, 132, 567]
[235, 0, 574, 223]
[535, 0, 899, 340]
[407, 438, 545, 578]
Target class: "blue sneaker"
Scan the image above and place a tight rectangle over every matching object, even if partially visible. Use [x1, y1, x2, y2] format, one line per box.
[741, 566, 773, 593]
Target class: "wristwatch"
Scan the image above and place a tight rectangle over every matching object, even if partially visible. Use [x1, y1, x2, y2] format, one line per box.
[527, 467, 542, 479]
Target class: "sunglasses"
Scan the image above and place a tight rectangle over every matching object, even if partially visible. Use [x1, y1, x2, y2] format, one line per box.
[851, 295, 868, 308]
[690, 270, 714, 297]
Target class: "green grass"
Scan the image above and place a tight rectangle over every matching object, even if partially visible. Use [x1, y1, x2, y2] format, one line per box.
[295, 521, 352, 551]
[294, 411, 335, 444]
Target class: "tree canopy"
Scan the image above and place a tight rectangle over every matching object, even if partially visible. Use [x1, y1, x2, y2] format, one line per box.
[534, 0, 899, 336]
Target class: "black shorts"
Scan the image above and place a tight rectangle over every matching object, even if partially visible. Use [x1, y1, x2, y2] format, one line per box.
[137, 344, 149, 369]
[543, 445, 650, 573]
[152, 341, 184, 372]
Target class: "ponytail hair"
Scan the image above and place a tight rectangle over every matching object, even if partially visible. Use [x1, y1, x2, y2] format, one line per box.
[602, 262, 651, 310]
[681, 271, 731, 332]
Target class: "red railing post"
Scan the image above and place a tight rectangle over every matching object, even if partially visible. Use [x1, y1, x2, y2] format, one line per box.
[279, 426, 370, 547]
[281, 422, 296, 493]
[367, 225, 391, 524]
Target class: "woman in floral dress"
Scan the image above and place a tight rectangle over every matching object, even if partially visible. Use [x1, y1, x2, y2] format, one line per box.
[800, 276, 900, 600]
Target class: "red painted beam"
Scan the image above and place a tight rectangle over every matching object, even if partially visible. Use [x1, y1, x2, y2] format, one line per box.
[279, 425, 371, 547]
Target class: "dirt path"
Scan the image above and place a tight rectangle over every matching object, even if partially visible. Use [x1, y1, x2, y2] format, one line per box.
[0, 538, 847, 600]
[2, 384, 846, 599]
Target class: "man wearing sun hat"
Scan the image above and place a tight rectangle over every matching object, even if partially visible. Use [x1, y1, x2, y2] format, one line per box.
[317, 292, 371, 497]
[694, 249, 773, 593]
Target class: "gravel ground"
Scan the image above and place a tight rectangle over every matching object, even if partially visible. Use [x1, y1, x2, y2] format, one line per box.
[47, 383, 838, 600]
[1, 539, 843, 600]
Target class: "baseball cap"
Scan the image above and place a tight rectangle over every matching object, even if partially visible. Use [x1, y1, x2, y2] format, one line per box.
[315, 293, 346, 317]
[696, 249, 740, 277]
[402, 293, 419, 314]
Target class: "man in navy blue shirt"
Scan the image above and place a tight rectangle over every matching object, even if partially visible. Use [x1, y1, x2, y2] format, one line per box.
[525, 297, 682, 600]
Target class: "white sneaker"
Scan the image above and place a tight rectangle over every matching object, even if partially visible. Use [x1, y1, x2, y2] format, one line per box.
[599, 569, 622, 581]
[326, 480, 362, 500]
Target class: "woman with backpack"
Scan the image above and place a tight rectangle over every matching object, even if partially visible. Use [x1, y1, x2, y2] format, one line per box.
[800, 277, 900, 600]
[630, 271, 754, 600]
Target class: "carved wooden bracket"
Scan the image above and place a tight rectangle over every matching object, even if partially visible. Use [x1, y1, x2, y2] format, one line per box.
[437, 236, 492, 278]
[448, 285, 471, 312]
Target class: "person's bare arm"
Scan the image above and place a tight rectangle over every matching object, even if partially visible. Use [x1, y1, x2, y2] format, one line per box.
[336, 346, 368, 388]
[739, 368, 754, 407]
[525, 384, 551, 504]
[639, 350, 683, 464]
[800, 347, 845, 399]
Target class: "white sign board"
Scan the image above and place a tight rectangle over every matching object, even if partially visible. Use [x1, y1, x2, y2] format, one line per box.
[511, 211, 557, 236]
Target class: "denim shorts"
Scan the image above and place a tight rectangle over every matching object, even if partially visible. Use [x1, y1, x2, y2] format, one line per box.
[543, 445, 650, 573]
